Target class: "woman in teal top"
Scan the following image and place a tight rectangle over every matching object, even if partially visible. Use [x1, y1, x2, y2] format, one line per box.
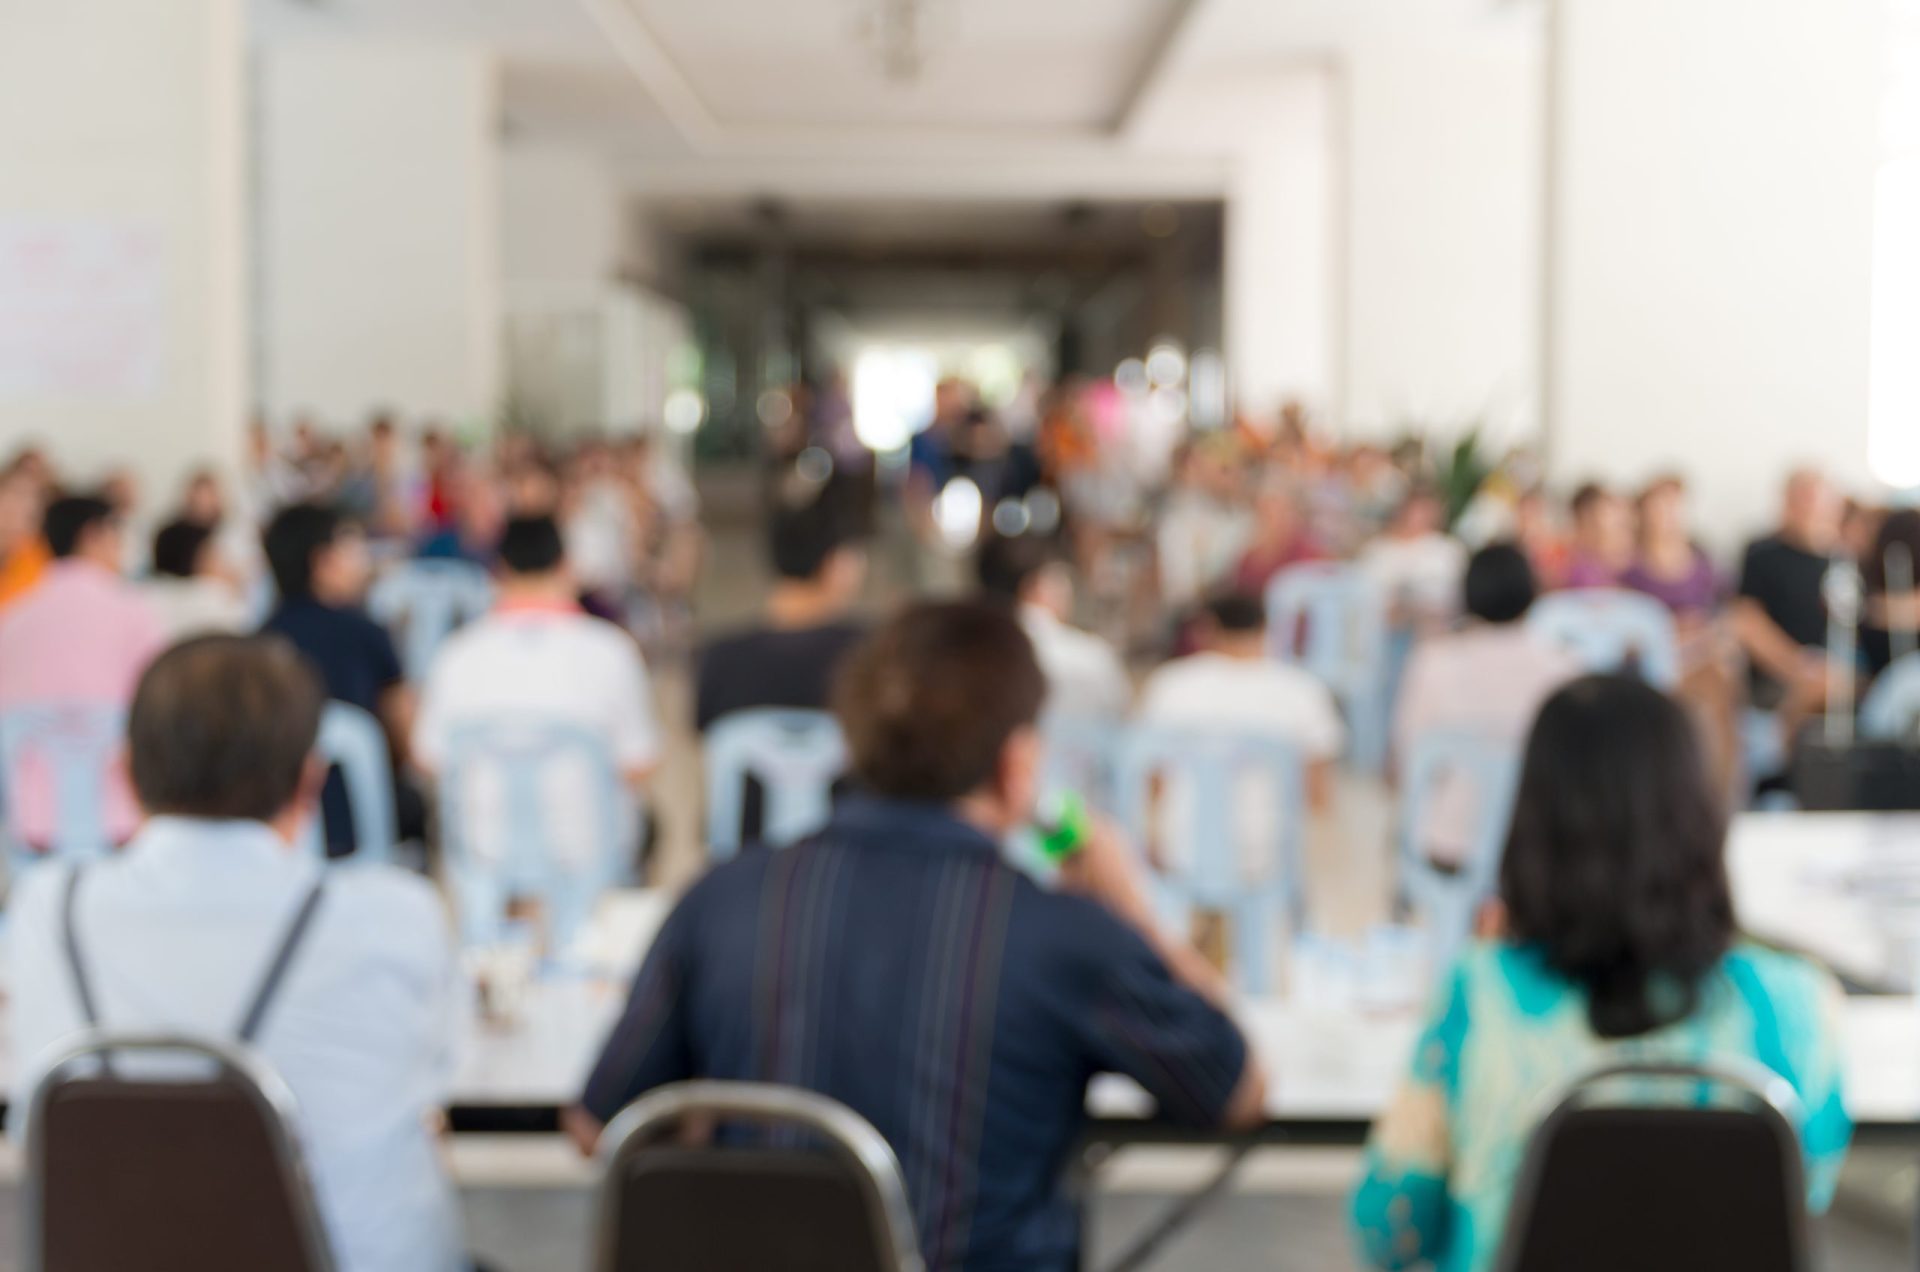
[1353, 675, 1852, 1272]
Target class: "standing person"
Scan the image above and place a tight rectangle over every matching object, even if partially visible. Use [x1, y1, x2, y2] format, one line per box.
[1393, 544, 1581, 866]
[1358, 487, 1469, 630]
[1732, 468, 1844, 737]
[142, 518, 250, 640]
[976, 530, 1131, 722]
[568, 602, 1264, 1271]
[1562, 482, 1635, 589]
[1232, 481, 1324, 597]
[260, 504, 414, 857]
[412, 515, 660, 878]
[0, 495, 166, 849]
[694, 488, 868, 732]
[8, 636, 465, 1272]
[1156, 438, 1252, 614]
[1353, 676, 1851, 1272]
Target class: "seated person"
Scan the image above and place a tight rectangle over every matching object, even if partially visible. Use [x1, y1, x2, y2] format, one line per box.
[0, 495, 165, 849]
[976, 529, 1131, 721]
[261, 503, 416, 858]
[1232, 480, 1325, 596]
[1622, 475, 1724, 623]
[1863, 508, 1920, 680]
[0, 462, 49, 610]
[142, 517, 250, 640]
[1353, 675, 1851, 1272]
[413, 515, 659, 877]
[8, 635, 465, 1272]
[566, 601, 1264, 1271]
[1394, 544, 1580, 867]
[1562, 482, 1634, 589]
[1359, 487, 1468, 630]
[694, 483, 867, 732]
[1733, 469, 1842, 748]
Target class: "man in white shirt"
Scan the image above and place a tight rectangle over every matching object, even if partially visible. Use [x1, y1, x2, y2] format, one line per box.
[1137, 594, 1346, 878]
[141, 518, 250, 640]
[976, 531, 1132, 721]
[1359, 486, 1469, 628]
[8, 635, 464, 1272]
[413, 515, 660, 874]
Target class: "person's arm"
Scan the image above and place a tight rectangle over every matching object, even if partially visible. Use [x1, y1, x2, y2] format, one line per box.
[566, 892, 698, 1156]
[1730, 598, 1815, 688]
[610, 643, 662, 790]
[369, 623, 415, 769]
[1056, 819, 1267, 1129]
[1351, 964, 1468, 1270]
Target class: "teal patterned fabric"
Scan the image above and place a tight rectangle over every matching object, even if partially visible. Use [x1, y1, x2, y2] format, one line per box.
[1352, 941, 1852, 1271]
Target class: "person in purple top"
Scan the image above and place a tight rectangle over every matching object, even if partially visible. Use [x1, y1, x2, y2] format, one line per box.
[1561, 482, 1634, 590]
[1621, 475, 1725, 619]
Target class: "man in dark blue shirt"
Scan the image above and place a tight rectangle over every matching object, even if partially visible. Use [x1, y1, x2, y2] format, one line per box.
[569, 600, 1263, 1271]
[260, 503, 414, 857]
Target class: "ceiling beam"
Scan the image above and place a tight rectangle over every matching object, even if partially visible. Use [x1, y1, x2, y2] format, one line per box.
[1113, 0, 1215, 139]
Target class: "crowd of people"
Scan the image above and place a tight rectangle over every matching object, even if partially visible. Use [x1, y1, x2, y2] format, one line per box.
[0, 377, 1909, 1270]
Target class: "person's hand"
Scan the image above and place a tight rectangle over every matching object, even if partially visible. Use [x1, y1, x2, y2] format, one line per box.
[1055, 815, 1156, 932]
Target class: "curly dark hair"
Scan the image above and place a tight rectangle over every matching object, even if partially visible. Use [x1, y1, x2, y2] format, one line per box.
[1498, 674, 1735, 1038]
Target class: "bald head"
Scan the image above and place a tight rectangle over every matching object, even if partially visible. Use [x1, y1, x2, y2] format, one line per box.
[1782, 468, 1840, 552]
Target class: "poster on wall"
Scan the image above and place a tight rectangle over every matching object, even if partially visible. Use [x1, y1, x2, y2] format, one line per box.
[0, 218, 165, 397]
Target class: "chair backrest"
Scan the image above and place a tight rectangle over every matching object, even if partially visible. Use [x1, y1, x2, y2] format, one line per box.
[1396, 730, 1524, 977]
[440, 716, 626, 953]
[298, 702, 397, 865]
[1264, 563, 1392, 770]
[1493, 1060, 1810, 1272]
[26, 1032, 336, 1272]
[1038, 712, 1119, 811]
[1861, 651, 1920, 741]
[0, 704, 124, 868]
[1114, 724, 1307, 993]
[1527, 589, 1681, 688]
[367, 559, 494, 679]
[595, 1081, 923, 1272]
[704, 709, 848, 861]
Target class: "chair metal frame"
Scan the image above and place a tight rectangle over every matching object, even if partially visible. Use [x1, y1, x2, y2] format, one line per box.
[299, 701, 398, 865]
[703, 708, 848, 861]
[594, 1080, 924, 1272]
[1492, 1058, 1810, 1272]
[0, 703, 125, 871]
[1264, 563, 1392, 772]
[1395, 729, 1523, 979]
[367, 558, 494, 680]
[439, 714, 628, 953]
[1527, 588, 1682, 689]
[1114, 724, 1308, 995]
[23, 1030, 338, 1272]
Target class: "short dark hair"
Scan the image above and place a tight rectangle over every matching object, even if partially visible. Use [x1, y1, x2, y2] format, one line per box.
[834, 600, 1047, 801]
[43, 495, 115, 559]
[151, 519, 215, 579]
[1570, 482, 1612, 520]
[1463, 543, 1537, 624]
[497, 515, 566, 575]
[1203, 592, 1267, 634]
[262, 503, 341, 600]
[768, 487, 858, 581]
[974, 532, 1062, 602]
[128, 635, 325, 821]
[1499, 675, 1733, 1039]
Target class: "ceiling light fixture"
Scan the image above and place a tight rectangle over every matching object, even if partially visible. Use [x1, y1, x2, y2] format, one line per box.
[852, 0, 945, 84]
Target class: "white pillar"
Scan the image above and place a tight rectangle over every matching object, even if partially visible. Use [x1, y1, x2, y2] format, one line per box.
[0, 0, 248, 492]
[1343, 34, 1543, 445]
[258, 40, 501, 429]
[1545, 0, 1884, 537]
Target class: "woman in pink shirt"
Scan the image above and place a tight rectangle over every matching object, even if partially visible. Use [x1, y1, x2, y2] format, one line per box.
[1394, 543, 1582, 866]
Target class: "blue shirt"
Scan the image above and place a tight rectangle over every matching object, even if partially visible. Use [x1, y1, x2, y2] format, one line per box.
[581, 796, 1249, 1272]
[8, 818, 466, 1272]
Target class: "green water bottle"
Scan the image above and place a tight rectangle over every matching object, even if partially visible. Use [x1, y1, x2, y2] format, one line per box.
[1033, 791, 1092, 864]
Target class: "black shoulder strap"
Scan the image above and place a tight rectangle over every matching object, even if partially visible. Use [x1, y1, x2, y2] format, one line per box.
[60, 866, 101, 1028]
[235, 879, 328, 1045]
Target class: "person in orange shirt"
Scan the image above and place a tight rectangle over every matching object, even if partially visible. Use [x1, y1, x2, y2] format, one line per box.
[0, 466, 50, 609]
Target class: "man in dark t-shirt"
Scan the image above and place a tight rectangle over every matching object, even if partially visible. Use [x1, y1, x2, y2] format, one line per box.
[260, 503, 414, 856]
[1733, 469, 1841, 716]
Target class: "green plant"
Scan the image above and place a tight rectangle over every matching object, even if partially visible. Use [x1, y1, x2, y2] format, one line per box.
[1434, 426, 1494, 530]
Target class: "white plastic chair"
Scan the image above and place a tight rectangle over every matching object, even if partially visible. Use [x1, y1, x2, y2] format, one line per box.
[0, 704, 124, 873]
[1861, 652, 1920, 741]
[1265, 563, 1391, 771]
[367, 559, 494, 680]
[704, 709, 848, 861]
[298, 702, 397, 865]
[1113, 724, 1308, 995]
[1396, 730, 1523, 980]
[1528, 589, 1681, 689]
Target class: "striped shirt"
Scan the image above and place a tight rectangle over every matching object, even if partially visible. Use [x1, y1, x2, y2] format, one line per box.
[581, 795, 1249, 1271]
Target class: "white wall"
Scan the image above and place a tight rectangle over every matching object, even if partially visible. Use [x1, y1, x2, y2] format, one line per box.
[1547, 0, 1884, 538]
[0, 0, 247, 493]
[502, 144, 623, 297]
[259, 40, 500, 428]
[1344, 34, 1542, 445]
